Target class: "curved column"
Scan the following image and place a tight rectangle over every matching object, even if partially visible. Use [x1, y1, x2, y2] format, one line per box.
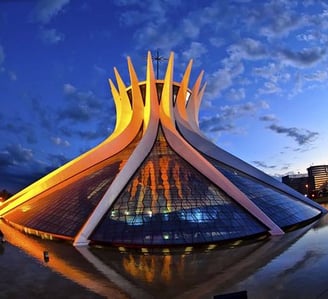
[0, 63, 143, 217]
[74, 52, 160, 246]
[174, 69, 325, 213]
[160, 53, 284, 236]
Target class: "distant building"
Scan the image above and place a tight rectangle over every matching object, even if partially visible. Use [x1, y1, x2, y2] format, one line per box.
[308, 165, 328, 198]
[282, 174, 308, 196]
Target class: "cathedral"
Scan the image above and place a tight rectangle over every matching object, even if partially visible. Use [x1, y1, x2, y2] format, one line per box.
[0, 52, 325, 247]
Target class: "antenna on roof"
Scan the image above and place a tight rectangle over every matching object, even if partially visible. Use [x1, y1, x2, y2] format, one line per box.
[152, 49, 168, 79]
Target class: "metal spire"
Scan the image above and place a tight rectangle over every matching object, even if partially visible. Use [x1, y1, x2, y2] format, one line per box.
[152, 49, 168, 79]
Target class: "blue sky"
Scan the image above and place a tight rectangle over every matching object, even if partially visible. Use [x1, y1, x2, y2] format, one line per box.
[0, 0, 327, 193]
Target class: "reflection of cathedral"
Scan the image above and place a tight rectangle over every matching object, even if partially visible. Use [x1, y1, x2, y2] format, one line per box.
[0, 52, 325, 247]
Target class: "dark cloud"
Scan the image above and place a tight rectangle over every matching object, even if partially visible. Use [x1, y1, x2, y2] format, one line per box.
[77, 127, 109, 141]
[279, 47, 326, 67]
[0, 141, 68, 193]
[232, 38, 268, 60]
[0, 151, 13, 169]
[31, 97, 53, 130]
[200, 101, 268, 134]
[199, 115, 235, 133]
[0, 166, 51, 193]
[252, 161, 276, 169]
[267, 124, 319, 145]
[58, 104, 93, 122]
[0, 144, 54, 192]
[5, 143, 33, 164]
[259, 114, 277, 122]
[59, 84, 105, 123]
[47, 153, 69, 168]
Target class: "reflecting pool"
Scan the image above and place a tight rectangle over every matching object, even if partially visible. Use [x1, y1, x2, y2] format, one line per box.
[2, 205, 328, 298]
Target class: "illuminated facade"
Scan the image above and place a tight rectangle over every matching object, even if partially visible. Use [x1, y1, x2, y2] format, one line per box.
[0, 52, 326, 247]
[308, 165, 328, 198]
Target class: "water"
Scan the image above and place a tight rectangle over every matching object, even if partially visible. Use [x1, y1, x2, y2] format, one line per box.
[2, 207, 328, 298]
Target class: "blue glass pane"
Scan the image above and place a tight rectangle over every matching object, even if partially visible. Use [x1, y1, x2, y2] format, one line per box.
[4, 134, 141, 237]
[208, 159, 321, 228]
[91, 129, 267, 246]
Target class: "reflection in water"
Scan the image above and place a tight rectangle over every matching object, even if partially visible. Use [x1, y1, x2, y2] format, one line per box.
[0, 221, 128, 299]
[2, 213, 328, 298]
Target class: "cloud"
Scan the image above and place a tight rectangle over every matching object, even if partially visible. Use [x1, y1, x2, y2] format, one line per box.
[205, 62, 244, 99]
[258, 2, 304, 38]
[47, 153, 69, 168]
[30, 97, 53, 131]
[0, 151, 14, 169]
[2, 144, 33, 166]
[304, 70, 328, 82]
[115, 0, 176, 28]
[0, 157, 54, 193]
[133, 23, 182, 52]
[267, 124, 319, 146]
[182, 18, 200, 39]
[278, 47, 326, 67]
[259, 114, 277, 122]
[51, 137, 70, 147]
[182, 42, 207, 62]
[59, 83, 108, 125]
[228, 38, 267, 60]
[200, 101, 268, 134]
[39, 28, 65, 44]
[252, 160, 276, 169]
[258, 81, 282, 95]
[0, 114, 37, 145]
[226, 88, 245, 101]
[63, 83, 77, 95]
[209, 37, 225, 48]
[33, 0, 70, 24]
[297, 32, 317, 42]
[253, 63, 290, 83]
[199, 115, 235, 133]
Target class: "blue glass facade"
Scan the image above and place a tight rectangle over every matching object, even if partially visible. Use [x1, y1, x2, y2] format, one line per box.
[91, 129, 267, 246]
[207, 158, 321, 228]
[4, 134, 141, 237]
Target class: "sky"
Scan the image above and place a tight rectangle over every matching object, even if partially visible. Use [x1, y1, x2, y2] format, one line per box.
[0, 0, 327, 193]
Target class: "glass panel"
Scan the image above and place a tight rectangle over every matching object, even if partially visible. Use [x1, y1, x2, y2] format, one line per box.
[91, 128, 267, 246]
[207, 158, 321, 228]
[5, 133, 142, 237]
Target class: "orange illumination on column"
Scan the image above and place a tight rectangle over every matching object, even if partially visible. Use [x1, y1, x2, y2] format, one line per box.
[159, 156, 171, 211]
